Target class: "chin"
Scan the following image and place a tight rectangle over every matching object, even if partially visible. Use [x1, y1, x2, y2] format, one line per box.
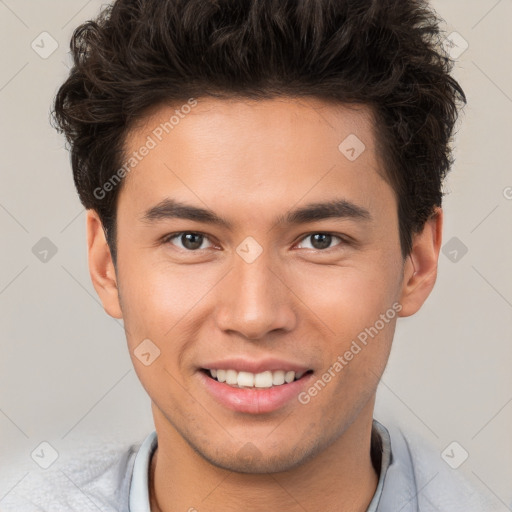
[196, 439, 322, 475]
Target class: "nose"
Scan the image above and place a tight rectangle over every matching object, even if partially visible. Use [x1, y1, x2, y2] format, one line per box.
[214, 250, 297, 340]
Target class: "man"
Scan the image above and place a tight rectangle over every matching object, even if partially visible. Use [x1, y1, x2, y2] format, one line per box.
[1, 0, 503, 510]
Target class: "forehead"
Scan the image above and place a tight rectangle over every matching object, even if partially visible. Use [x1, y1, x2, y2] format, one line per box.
[125, 96, 377, 161]
[118, 96, 391, 224]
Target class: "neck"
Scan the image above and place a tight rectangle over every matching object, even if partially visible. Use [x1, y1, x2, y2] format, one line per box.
[149, 402, 379, 512]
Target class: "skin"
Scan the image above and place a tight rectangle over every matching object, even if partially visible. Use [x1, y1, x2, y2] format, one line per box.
[87, 96, 442, 512]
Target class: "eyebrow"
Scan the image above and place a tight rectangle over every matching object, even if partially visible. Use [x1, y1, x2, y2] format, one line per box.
[140, 197, 372, 228]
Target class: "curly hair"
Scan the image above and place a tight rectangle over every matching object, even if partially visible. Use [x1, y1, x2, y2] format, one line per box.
[53, 0, 466, 266]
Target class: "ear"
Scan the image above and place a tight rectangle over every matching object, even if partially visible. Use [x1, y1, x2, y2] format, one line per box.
[86, 209, 123, 319]
[398, 207, 443, 317]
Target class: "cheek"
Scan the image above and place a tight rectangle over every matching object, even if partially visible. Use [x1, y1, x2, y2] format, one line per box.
[291, 261, 399, 338]
[118, 258, 222, 344]
[289, 260, 399, 391]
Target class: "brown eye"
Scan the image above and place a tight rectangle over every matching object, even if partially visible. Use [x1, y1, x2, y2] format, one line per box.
[310, 233, 332, 250]
[164, 232, 212, 251]
[297, 233, 344, 251]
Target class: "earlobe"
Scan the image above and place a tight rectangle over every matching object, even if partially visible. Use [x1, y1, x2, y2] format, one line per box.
[86, 209, 123, 319]
[398, 207, 443, 317]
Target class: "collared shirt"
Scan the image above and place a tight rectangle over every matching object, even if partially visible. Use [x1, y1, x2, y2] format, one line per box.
[0, 419, 504, 511]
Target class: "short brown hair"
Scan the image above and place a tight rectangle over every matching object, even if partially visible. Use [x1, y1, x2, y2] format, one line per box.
[53, 0, 466, 265]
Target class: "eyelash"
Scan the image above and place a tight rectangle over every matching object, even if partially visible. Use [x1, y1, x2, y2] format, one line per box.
[161, 231, 350, 252]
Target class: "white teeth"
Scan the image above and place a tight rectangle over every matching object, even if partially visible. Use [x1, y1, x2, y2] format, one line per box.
[226, 369, 238, 385]
[208, 368, 309, 388]
[254, 371, 273, 388]
[284, 371, 295, 383]
[237, 371, 254, 387]
[272, 370, 285, 385]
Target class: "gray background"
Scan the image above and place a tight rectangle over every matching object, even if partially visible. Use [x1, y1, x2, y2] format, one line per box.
[1, 0, 511, 507]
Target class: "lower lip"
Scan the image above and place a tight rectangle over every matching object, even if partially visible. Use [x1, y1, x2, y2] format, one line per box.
[198, 371, 314, 414]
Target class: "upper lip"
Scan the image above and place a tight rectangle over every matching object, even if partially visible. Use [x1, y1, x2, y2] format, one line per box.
[200, 358, 311, 374]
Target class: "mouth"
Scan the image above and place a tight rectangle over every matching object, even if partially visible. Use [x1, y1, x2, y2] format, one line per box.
[198, 366, 315, 414]
[197, 356, 316, 414]
[201, 368, 314, 389]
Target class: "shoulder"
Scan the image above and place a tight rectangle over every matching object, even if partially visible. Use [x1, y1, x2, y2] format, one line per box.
[0, 438, 141, 512]
[376, 420, 503, 512]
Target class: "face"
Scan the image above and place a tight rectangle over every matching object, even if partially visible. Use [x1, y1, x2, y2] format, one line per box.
[91, 97, 421, 473]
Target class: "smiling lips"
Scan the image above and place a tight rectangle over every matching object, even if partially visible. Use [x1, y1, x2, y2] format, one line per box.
[199, 358, 314, 413]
